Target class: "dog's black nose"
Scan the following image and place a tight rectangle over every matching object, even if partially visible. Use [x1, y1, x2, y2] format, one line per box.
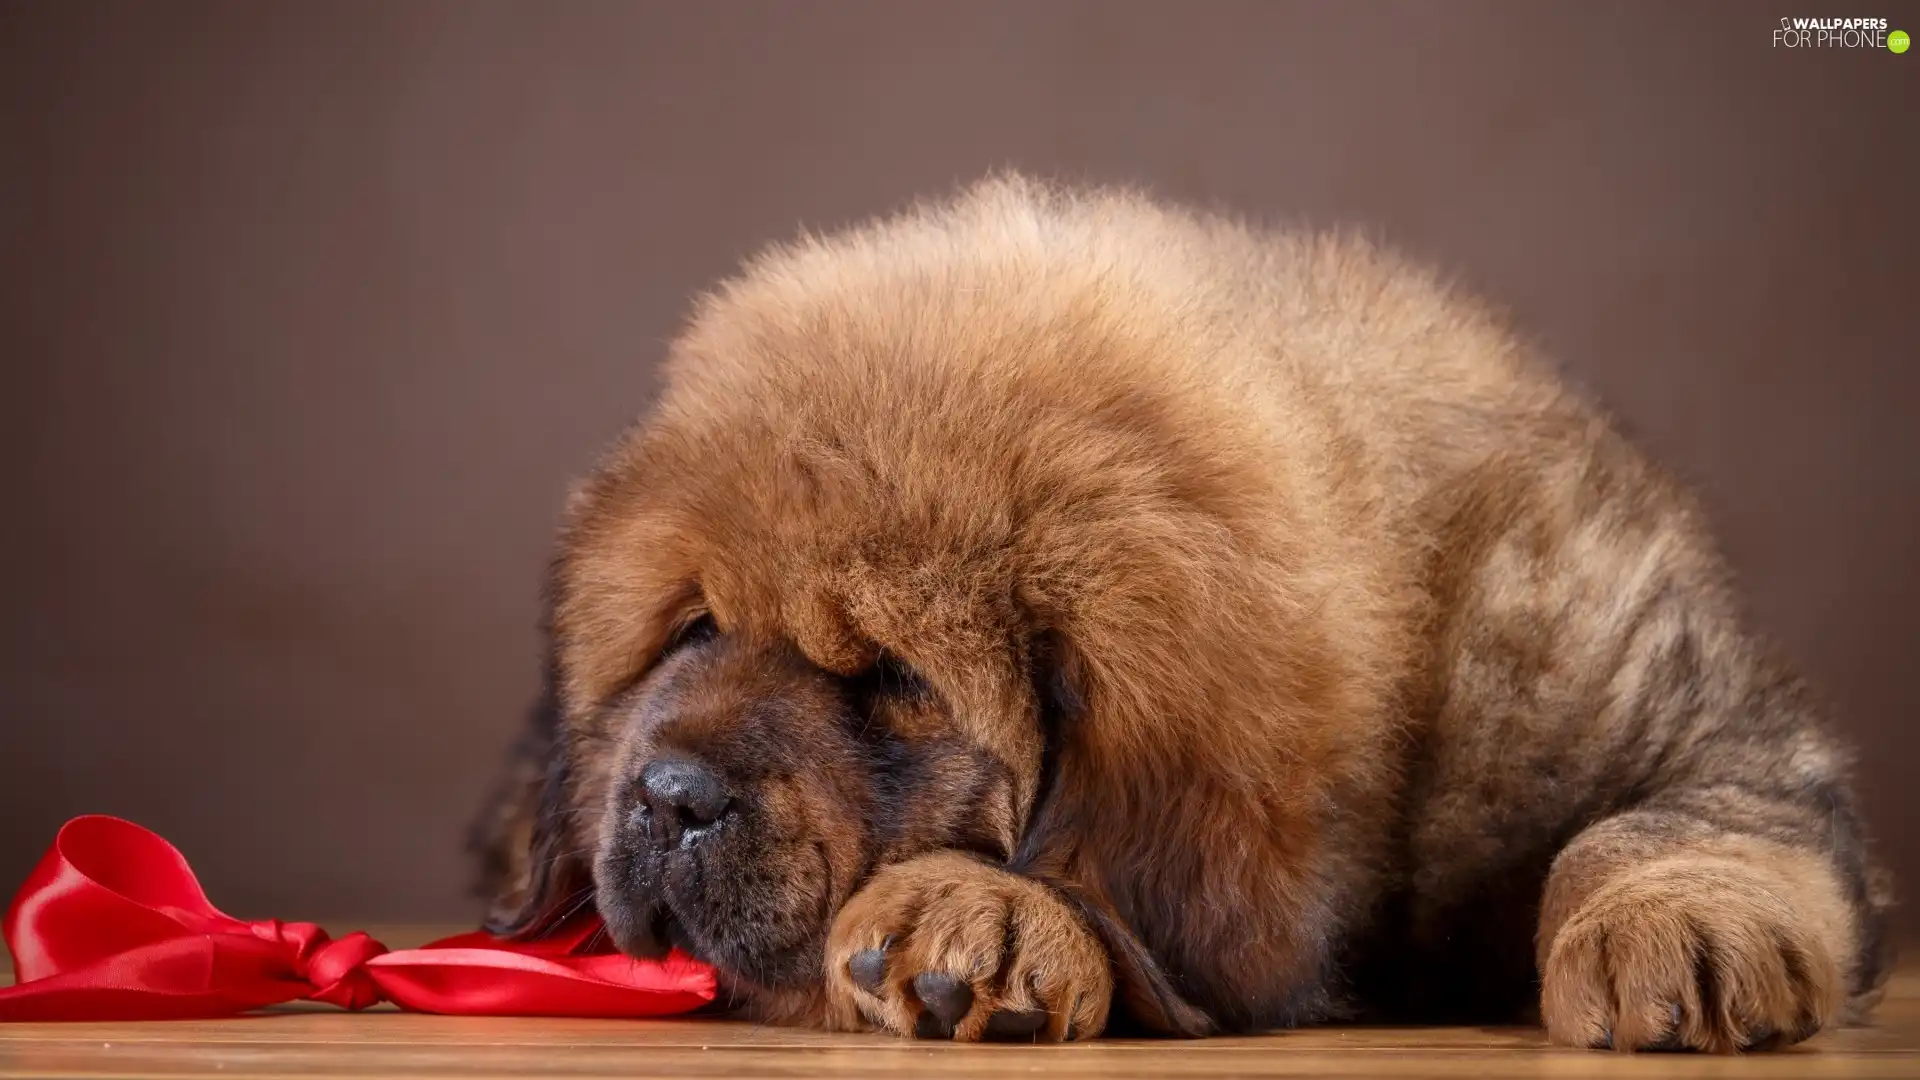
[639, 758, 732, 848]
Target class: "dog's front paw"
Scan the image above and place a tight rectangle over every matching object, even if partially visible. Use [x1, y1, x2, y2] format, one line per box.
[1541, 857, 1846, 1053]
[825, 852, 1111, 1041]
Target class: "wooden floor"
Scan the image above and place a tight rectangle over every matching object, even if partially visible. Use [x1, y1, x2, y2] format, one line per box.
[3, 931, 1916, 1078]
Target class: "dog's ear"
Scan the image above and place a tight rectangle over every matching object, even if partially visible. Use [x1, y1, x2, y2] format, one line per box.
[1012, 628, 1217, 1037]
[468, 640, 593, 939]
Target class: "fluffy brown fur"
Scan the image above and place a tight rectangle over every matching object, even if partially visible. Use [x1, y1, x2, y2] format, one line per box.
[471, 175, 1893, 1051]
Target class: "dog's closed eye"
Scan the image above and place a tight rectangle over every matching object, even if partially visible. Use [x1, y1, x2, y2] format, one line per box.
[854, 652, 955, 747]
[862, 651, 932, 701]
[663, 612, 719, 656]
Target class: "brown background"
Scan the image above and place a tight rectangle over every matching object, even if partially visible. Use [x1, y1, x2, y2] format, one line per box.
[3, 2, 1916, 930]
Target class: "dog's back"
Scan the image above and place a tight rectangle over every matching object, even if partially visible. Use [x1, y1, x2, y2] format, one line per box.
[803, 175, 1898, 1041]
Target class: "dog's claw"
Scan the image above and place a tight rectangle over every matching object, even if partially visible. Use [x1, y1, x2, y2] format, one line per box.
[913, 971, 974, 1027]
[985, 1008, 1049, 1040]
[849, 948, 889, 994]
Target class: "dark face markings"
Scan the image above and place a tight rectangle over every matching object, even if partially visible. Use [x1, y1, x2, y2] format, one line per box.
[583, 627, 1024, 995]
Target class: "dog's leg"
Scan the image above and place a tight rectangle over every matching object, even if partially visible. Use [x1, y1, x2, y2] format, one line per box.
[1537, 779, 1883, 1052]
[823, 851, 1113, 1041]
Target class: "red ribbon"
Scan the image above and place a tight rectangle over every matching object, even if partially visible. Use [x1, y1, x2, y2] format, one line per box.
[0, 816, 716, 1021]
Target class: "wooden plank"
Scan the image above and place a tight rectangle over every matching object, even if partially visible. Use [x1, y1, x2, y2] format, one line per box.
[3, 932, 1914, 1078]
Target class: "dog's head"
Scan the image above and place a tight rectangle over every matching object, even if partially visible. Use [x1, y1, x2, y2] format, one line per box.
[479, 411, 1093, 1011]
[472, 199, 1131, 1012]
[471, 178, 1358, 1028]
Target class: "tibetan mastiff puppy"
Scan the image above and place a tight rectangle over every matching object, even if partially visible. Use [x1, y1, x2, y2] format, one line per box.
[472, 175, 1892, 1051]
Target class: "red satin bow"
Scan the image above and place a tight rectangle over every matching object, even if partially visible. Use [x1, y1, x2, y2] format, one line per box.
[0, 816, 716, 1021]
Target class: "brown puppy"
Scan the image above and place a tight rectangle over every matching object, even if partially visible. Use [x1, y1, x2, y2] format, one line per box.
[472, 175, 1893, 1050]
